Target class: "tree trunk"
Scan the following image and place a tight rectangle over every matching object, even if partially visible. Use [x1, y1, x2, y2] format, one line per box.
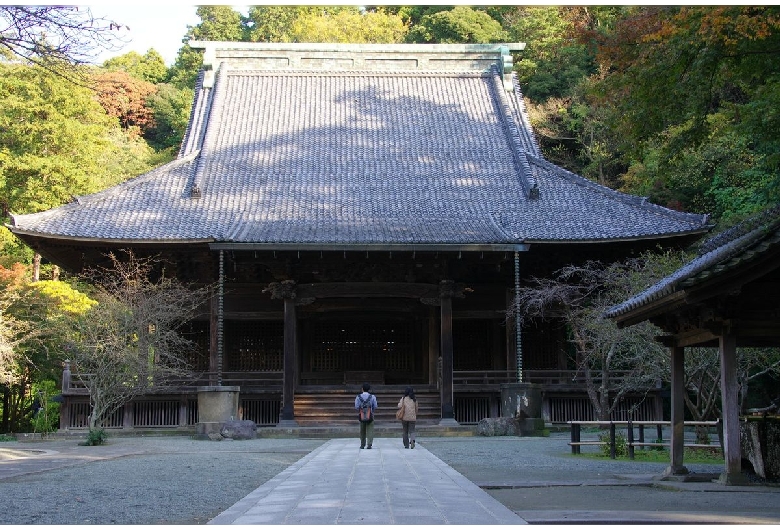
[32, 253, 41, 282]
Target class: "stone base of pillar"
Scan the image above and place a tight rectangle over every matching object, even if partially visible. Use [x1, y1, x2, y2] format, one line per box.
[438, 417, 460, 427]
[659, 465, 689, 480]
[718, 471, 752, 486]
[518, 417, 546, 436]
[276, 419, 300, 427]
[195, 421, 224, 437]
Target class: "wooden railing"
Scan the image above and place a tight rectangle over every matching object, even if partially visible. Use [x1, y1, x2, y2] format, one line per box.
[62, 370, 284, 394]
[568, 420, 722, 458]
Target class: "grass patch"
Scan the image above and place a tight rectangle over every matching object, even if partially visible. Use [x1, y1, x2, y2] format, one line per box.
[575, 447, 724, 464]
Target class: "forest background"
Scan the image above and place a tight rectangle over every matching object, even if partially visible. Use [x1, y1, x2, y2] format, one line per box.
[1, 5, 779, 432]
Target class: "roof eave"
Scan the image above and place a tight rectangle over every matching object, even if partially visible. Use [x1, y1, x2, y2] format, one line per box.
[209, 242, 530, 253]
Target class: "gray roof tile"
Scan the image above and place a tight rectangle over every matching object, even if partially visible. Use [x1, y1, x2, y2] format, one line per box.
[9, 44, 709, 246]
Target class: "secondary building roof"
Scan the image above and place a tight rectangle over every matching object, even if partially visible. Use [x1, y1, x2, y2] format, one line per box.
[8, 43, 709, 250]
[606, 204, 780, 330]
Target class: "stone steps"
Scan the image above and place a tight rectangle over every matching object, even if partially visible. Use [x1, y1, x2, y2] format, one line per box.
[293, 389, 442, 425]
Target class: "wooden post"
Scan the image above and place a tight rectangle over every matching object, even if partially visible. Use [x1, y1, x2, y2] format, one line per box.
[281, 296, 297, 423]
[264, 281, 299, 426]
[609, 422, 616, 459]
[428, 307, 439, 387]
[667, 345, 688, 476]
[627, 420, 635, 460]
[440, 281, 456, 423]
[719, 331, 743, 483]
[571, 423, 581, 455]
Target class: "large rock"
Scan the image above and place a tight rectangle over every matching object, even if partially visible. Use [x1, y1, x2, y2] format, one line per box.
[477, 417, 519, 436]
[220, 419, 257, 440]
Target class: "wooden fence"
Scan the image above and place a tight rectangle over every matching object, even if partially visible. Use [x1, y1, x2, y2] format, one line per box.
[568, 420, 722, 459]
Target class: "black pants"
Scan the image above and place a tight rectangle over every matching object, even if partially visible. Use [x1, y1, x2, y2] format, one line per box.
[402, 420, 416, 448]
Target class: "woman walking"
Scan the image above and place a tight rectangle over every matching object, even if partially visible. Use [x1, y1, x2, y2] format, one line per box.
[397, 387, 419, 449]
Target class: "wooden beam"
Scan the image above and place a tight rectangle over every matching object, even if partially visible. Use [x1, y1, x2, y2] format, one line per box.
[297, 282, 439, 299]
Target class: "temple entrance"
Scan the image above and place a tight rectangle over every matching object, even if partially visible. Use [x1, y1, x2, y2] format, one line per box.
[300, 315, 427, 385]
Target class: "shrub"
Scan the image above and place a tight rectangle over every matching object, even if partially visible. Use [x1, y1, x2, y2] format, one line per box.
[599, 430, 628, 457]
[83, 428, 108, 446]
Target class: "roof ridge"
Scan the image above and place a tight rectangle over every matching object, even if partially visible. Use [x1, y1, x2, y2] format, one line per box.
[192, 64, 230, 194]
[225, 70, 489, 77]
[697, 204, 780, 255]
[507, 72, 541, 158]
[488, 65, 536, 200]
[179, 70, 211, 158]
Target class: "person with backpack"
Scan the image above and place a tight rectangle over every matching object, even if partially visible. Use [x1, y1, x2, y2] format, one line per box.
[355, 382, 378, 449]
[397, 386, 419, 449]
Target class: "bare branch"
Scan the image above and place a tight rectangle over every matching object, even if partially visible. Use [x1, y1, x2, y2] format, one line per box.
[0, 6, 129, 81]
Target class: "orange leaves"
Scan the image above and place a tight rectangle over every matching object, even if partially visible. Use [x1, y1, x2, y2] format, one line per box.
[91, 70, 157, 133]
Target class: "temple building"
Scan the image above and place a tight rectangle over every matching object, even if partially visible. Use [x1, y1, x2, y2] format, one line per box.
[8, 43, 710, 429]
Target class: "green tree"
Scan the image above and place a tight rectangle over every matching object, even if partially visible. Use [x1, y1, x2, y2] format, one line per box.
[246, 6, 324, 42]
[288, 7, 407, 43]
[143, 83, 195, 151]
[405, 6, 507, 44]
[0, 63, 118, 216]
[168, 5, 244, 90]
[102, 49, 169, 84]
[499, 6, 597, 101]
[0, 63, 169, 263]
[0, 262, 95, 433]
[588, 6, 780, 218]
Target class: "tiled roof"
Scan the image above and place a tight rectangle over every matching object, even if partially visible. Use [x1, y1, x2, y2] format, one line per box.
[605, 204, 780, 320]
[9, 43, 709, 247]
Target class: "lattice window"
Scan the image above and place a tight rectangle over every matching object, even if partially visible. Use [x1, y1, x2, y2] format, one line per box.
[309, 320, 413, 372]
[453, 320, 493, 370]
[133, 400, 180, 427]
[241, 397, 281, 426]
[225, 320, 283, 371]
[454, 395, 492, 424]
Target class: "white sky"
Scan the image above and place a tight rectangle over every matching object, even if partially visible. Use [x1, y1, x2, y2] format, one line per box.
[86, 3, 203, 66]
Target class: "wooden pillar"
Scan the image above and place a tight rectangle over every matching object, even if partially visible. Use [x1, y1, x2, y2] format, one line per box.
[719, 331, 743, 483]
[60, 361, 71, 430]
[281, 296, 297, 422]
[428, 306, 439, 387]
[266, 280, 299, 426]
[666, 345, 688, 476]
[439, 280, 458, 425]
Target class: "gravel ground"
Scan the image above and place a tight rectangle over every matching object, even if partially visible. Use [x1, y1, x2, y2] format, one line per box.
[2, 431, 779, 525]
[0, 437, 325, 525]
